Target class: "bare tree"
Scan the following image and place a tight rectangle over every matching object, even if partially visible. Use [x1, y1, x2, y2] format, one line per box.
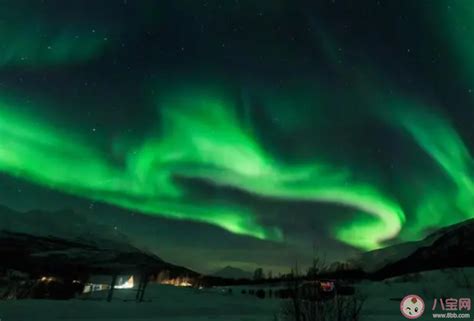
[281, 292, 366, 321]
[253, 268, 265, 281]
[279, 252, 365, 321]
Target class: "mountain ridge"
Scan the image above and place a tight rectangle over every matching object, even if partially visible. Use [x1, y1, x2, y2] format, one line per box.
[212, 266, 253, 279]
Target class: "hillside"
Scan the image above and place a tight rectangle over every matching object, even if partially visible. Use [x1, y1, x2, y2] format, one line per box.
[351, 219, 474, 279]
[0, 205, 198, 279]
[212, 266, 252, 280]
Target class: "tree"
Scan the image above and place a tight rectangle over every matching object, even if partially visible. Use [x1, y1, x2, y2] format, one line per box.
[253, 268, 264, 281]
[267, 270, 273, 280]
[307, 253, 327, 279]
[307, 258, 320, 279]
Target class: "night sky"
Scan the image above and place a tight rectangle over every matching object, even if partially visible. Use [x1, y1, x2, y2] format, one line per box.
[1, 0, 474, 273]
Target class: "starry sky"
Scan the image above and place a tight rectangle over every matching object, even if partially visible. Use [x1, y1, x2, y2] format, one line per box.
[1, 0, 474, 274]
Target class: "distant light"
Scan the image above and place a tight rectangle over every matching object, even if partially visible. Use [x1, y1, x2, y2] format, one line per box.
[160, 277, 193, 287]
[115, 276, 134, 289]
[39, 276, 56, 283]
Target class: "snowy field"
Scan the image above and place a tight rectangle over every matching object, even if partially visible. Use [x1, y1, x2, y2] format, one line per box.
[0, 284, 280, 321]
[0, 269, 472, 321]
[359, 268, 474, 321]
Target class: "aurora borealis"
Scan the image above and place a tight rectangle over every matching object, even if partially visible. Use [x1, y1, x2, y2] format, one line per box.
[1, 0, 474, 272]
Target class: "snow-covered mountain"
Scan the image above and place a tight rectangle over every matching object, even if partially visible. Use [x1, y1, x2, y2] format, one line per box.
[212, 266, 252, 280]
[351, 218, 474, 278]
[0, 205, 197, 278]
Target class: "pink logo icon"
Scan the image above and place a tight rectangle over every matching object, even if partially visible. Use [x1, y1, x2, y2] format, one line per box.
[401, 295, 425, 319]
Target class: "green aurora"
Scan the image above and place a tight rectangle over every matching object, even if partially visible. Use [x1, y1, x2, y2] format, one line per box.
[0, 1, 113, 67]
[385, 102, 474, 238]
[0, 92, 407, 250]
[3, 87, 473, 250]
[1, 0, 474, 259]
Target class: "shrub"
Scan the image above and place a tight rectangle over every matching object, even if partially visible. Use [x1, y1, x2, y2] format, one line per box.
[280, 292, 366, 321]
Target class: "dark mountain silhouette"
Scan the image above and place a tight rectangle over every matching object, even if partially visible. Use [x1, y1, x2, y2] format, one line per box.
[0, 205, 198, 279]
[212, 266, 252, 280]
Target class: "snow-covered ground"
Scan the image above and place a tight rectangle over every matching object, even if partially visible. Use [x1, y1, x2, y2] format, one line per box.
[0, 268, 472, 321]
[0, 284, 280, 321]
[360, 268, 474, 321]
